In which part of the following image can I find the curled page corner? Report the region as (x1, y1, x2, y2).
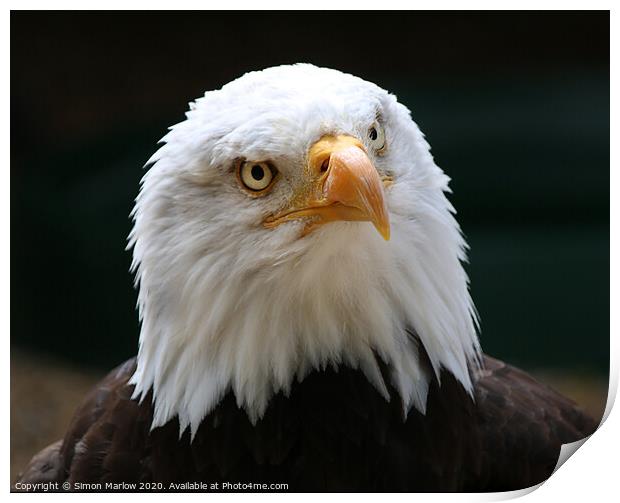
(552, 368, 615, 475)
(476, 481, 543, 501)
(484, 435, 593, 501)
(553, 436, 591, 474)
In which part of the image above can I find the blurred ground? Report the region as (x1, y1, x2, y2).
(10, 350, 608, 483)
(10, 351, 102, 483)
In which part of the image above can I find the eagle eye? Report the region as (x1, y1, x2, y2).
(238, 161, 277, 194)
(368, 121, 386, 152)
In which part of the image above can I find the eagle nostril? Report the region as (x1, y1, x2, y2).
(320, 157, 330, 173)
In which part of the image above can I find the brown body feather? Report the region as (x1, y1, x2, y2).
(15, 354, 596, 492)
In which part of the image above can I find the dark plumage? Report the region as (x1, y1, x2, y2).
(16, 354, 595, 492)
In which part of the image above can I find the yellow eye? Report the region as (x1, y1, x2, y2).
(238, 161, 276, 194)
(368, 122, 386, 152)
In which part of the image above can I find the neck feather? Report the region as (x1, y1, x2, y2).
(129, 188, 480, 437)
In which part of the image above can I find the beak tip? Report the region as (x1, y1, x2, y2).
(374, 223, 391, 241)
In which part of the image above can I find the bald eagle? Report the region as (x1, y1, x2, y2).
(17, 64, 595, 492)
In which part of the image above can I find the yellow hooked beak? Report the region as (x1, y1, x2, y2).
(264, 135, 391, 240)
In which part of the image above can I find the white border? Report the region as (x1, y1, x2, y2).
(5, 4, 614, 501)
(2, 1, 616, 10)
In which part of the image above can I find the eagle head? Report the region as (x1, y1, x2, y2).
(129, 64, 480, 436)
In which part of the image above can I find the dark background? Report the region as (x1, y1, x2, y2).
(11, 12, 609, 377)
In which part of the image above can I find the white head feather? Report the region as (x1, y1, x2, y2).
(128, 64, 481, 437)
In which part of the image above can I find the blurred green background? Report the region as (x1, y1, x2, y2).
(11, 13, 608, 378)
